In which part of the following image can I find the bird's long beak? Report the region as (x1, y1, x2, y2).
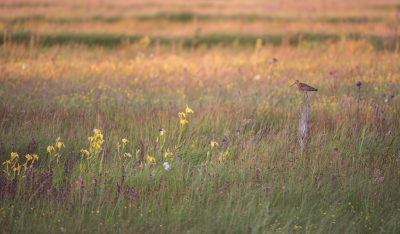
(290, 83, 296, 87)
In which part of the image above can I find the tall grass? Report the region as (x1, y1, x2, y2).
(0, 40, 399, 233)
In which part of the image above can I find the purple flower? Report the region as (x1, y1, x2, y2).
(356, 81, 363, 87)
(359, 98, 362, 101)
(333, 147, 338, 151)
(383, 93, 386, 97)
(223, 137, 227, 142)
(202, 163, 207, 167)
(214, 138, 218, 141)
(75, 181, 80, 184)
(213, 130, 216, 134)
(200, 135, 203, 139)
(177, 154, 181, 158)
(382, 118, 386, 121)
(11, 143, 15, 147)
(256, 184, 260, 187)
(382, 110, 384, 113)
(235, 129, 240, 133)
(158, 128, 163, 132)
(329, 71, 333, 75)
(78, 176, 82, 181)
(208, 141, 211, 145)
(272, 58, 278, 63)
(251, 114, 254, 118)
(190, 172, 194, 175)
(33, 206, 36, 210)
(81, 184, 85, 189)
(105, 171, 109, 175)
(220, 191, 223, 194)
(115, 147, 118, 153)
(391, 94, 394, 98)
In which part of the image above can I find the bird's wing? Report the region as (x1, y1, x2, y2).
(299, 83, 317, 91)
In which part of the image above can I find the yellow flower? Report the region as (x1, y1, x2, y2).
(122, 139, 129, 144)
(210, 141, 219, 148)
(164, 152, 169, 158)
(88, 137, 94, 142)
(186, 103, 194, 114)
(80, 149, 89, 155)
(93, 129, 101, 134)
(57, 142, 65, 149)
(47, 146, 55, 154)
(32, 154, 39, 161)
(146, 155, 155, 162)
(13, 163, 20, 171)
(3, 160, 11, 165)
(25, 154, 32, 161)
(178, 112, 186, 118)
(180, 119, 188, 125)
(11, 152, 19, 159)
(124, 153, 132, 158)
(159, 129, 166, 136)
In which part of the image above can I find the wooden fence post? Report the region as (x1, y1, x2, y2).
(299, 104, 310, 152)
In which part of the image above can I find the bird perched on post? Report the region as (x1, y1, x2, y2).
(290, 80, 318, 104)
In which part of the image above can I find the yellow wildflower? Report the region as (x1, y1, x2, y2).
(178, 112, 186, 118)
(80, 149, 89, 155)
(57, 142, 65, 149)
(122, 139, 129, 144)
(11, 152, 19, 159)
(124, 153, 132, 158)
(3, 160, 11, 165)
(47, 146, 55, 154)
(186, 103, 194, 114)
(180, 119, 188, 125)
(210, 141, 219, 148)
(25, 154, 32, 161)
(32, 154, 39, 161)
(147, 155, 155, 162)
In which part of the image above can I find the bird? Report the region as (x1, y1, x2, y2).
(290, 80, 318, 104)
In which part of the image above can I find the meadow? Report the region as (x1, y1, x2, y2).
(1, 0, 400, 233)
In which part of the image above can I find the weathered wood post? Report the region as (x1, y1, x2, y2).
(299, 104, 310, 152)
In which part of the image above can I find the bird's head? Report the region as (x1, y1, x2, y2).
(290, 80, 300, 87)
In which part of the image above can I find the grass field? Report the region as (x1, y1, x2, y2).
(1, 1, 400, 233)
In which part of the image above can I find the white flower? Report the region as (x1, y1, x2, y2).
(60, 227, 66, 233)
(22, 63, 26, 70)
(254, 75, 260, 80)
(163, 162, 170, 170)
(385, 99, 388, 103)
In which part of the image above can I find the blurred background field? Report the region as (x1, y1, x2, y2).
(1, 0, 400, 233)
(1, 0, 400, 49)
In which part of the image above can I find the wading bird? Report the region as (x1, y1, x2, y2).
(290, 80, 318, 104)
